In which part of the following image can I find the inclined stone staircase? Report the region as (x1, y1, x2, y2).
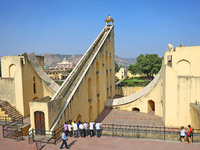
(0, 100, 23, 121)
(53, 29, 109, 100)
(50, 26, 112, 131)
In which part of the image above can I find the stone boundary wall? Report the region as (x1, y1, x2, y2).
(0, 78, 15, 105)
(102, 128, 200, 142)
(115, 86, 143, 97)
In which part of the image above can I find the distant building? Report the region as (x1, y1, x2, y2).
(45, 58, 74, 80)
(56, 58, 73, 70)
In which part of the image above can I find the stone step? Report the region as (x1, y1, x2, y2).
(0, 100, 23, 120)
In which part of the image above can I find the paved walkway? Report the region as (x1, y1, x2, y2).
(0, 109, 199, 150)
(0, 132, 200, 150)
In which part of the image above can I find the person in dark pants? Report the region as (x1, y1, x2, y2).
(95, 122, 102, 138)
(89, 120, 95, 137)
(60, 130, 69, 150)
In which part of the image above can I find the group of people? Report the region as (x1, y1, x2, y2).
(180, 125, 193, 144)
(60, 120, 102, 149)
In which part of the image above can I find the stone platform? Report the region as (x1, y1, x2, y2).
(96, 108, 164, 127)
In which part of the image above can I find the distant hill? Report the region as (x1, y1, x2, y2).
(115, 55, 136, 66)
(41, 53, 136, 67)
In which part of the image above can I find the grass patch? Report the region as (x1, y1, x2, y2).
(118, 77, 151, 87)
(56, 81, 64, 86)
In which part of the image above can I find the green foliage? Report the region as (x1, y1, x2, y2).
(115, 78, 119, 83)
(118, 77, 150, 87)
(115, 61, 120, 73)
(128, 54, 162, 78)
(56, 81, 64, 86)
(67, 68, 73, 73)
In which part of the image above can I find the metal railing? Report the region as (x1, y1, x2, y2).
(28, 125, 64, 145)
(0, 116, 23, 125)
(2, 123, 23, 141)
(1, 115, 24, 141)
(101, 124, 200, 143)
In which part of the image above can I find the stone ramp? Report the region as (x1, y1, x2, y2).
(27, 52, 60, 93)
(106, 67, 163, 106)
(96, 108, 164, 127)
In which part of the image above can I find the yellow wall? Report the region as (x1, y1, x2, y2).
(0, 54, 57, 117)
(108, 45, 200, 128)
(30, 25, 115, 131)
(115, 86, 143, 96)
(0, 78, 15, 105)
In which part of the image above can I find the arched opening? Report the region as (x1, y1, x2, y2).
(9, 64, 17, 78)
(97, 99, 100, 115)
(110, 72, 112, 97)
(34, 111, 45, 135)
(96, 76, 100, 93)
(76, 114, 82, 122)
(106, 55, 108, 68)
(177, 60, 191, 76)
(96, 61, 99, 72)
(132, 107, 140, 112)
(33, 76, 36, 94)
(88, 78, 92, 100)
(102, 54, 104, 65)
(33, 83, 36, 93)
(89, 106, 93, 121)
(106, 74, 109, 98)
(148, 100, 155, 113)
(109, 55, 111, 67)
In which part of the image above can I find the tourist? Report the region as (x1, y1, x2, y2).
(60, 130, 69, 150)
(180, 126, 185, 143)
(187, 125, 193, 144)
(77, 120, 82, 137)
(67, 121, 73, 137)
(64, 122, 68, 136)
(95, 122, 102, 138)
(79, 122, 84, 137)
(72, 121, 78, 138)
(83, 121, 88, 137)
(89, 120, 95, 137)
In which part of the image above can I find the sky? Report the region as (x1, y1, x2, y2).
(0, 0, 200, 58)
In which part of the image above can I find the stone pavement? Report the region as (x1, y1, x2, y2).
(96, 108, 164, 127)
(0, 131, 200, 150)
(0, 109, 199, 150)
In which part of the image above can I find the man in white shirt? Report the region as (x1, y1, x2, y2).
(72, 121, 78, 138)
(79, 123, 84, 137)
(95, 122, 102, 138)
(67, 122, 73, 137)
(83, 121, 88, 137)
(89, 120, 95, 137)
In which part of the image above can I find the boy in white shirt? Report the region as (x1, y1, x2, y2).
(95, 122, 102, 138)
(79, 123, 84, 137)
(89, 120, 95, 137)
(83, 121, 88, 137)
(72, 121, 78, 138)
(67, 122, 73, 137)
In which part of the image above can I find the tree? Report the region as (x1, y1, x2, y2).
(128, 54, 162, 78)
(115, 61, 120, 73)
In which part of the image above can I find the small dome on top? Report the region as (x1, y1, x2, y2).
(106, 15, 113, 21)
